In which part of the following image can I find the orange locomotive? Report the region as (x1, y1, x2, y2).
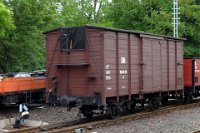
(0, 75, 46, 105)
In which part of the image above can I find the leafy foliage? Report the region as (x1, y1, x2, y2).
(60, 0, 111, 26)
(110, 0, 200, 57)
(0, 2, 15, 72)
(179, 0, 200, 57)
(0, 2, 15, 37)
(0, 0, 60, 73)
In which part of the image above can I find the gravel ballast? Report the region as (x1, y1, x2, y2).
(0, 106, 79, 124)
(1, 105, 200, 132)
(92, 107, 200, 133)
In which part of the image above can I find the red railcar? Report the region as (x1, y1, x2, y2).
(184, 58, 200, 98)
(45, 25, 185, 117)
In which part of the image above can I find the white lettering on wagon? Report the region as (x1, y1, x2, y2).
(106, 75, 111, 80)
(121, 57, 126, 64)
(121, 86, 126, 89)
(107, 87, 112, 90)
(119, 70, 127, 75)
(105, 64, 111, 80)
(106, 70, 111, 75)
(105, 65, 110, 69)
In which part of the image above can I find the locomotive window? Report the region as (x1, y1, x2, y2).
(60, 27, 85, 50)
(195, 77, 198, 83)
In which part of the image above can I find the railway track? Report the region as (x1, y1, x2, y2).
(193, 131, 200, 133)
(4, 101, 200, 133)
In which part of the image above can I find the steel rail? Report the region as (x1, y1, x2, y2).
(4, 101, 200, 133)
(45, 102, 200, 133)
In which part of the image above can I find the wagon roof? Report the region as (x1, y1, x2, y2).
(44, 25, 186, 41)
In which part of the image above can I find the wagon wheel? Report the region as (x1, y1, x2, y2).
(161, 96, 168, 106)
(129, 102, 136, 113)
(148, 98, 160, 111)
(82, 108, 94, 118)
(148, 99, 154, 111)
(107, 105, 117, 119)
(126, 101, 136, 113)
(185, 94, 193, 104)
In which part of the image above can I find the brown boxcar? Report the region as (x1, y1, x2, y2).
(45, 25, 185, 117)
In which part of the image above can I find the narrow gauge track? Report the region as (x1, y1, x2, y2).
(0, 104, 46, 120)
(193, 131, 200, 133)
(0, 105, 24, 120)
(5, 101, 200, 133)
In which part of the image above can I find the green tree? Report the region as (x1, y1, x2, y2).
(110, 0, 200, 57)
(0, 0, 60, 72)
(179, 0, 200, 57)
(0, 2, 15, 73)
(111, 0, 172, 34)
(0, 2, 15, 38)
(60, 0, 111, 26)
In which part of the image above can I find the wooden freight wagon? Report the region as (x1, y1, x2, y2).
(45, 25, 185, 117)
(0, 77, 46, 105)
(184, 58, 200, 99)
